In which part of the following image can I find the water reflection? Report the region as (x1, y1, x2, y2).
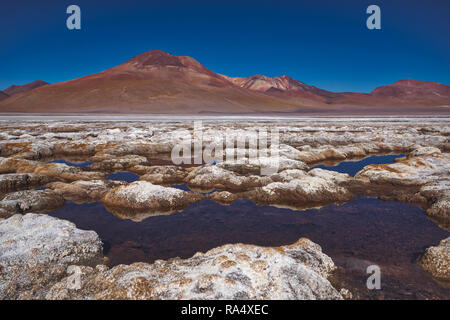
(49, 197, 450, 299)
(312, 154, 406, 176)
(46, 159, 93, 168)
(106, 171, 140, 182)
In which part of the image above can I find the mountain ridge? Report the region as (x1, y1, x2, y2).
(0, 50, 449, 114)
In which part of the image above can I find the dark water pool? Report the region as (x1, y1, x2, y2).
(172, 183, 218, 194)
(49, 197, 450, 299)
(106, 171, 140, 182)
(46, 159, 93, 168)
(312, 154, 406, 176)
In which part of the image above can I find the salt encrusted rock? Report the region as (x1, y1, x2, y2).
(355, 150, 449, 186)
(102, 181, 204, 214)
(32, 163, 106, 182)
(409, 147, 442, 158)
(419, 237, 450, 282)
(0, 142, 33, 158)
(45, 238, 342, 300)
(270, 169, 309, 182)
(296, 147, 347, 163)
(0, 173, 52, 193)
(0, 190, 64, 217)
(0, 141, 54, 160)
(217, 156, 308, 175)
(0, 157, 39, 174)
(308, 168, 351, 184)
(185, 165, 272, 192)
(427, 199, 450, 221)
(0, 213, 103, 299)
(53, 142, 97, 156)
(88, 154, 148, 171)
(278, 144, 306, 161)
(207, 191, 239, 205)
(245, 170, 353, 207)
(138, 165, 187, 185)
(46, 180, 126, 203)
(418, 180, 450, 224)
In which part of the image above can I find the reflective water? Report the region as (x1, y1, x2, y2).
(45, 159, 93, 168)
(106, 171, 140, 182)
(49, 197, 450, 299)
(312, 154, 406, 176)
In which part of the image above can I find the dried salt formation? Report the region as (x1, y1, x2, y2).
(46, 238, 342, 300)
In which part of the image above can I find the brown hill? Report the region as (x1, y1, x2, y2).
(0, 91, 9, 101)
(0, 51, 449, 114)
(227, 75, 450, 107)
(0, 51, 306, 114)
(4, 80, 49, 96)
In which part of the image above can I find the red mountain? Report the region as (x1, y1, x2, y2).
(227, 75, 450, 107)
(0, 50, 449, 114)
(0, 91, 9, 101)
(4, 80, 49, 96)
(223, 74, 339, 103)
(0, 51, 304, 113)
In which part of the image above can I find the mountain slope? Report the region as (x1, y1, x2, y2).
(0, 91, 9, 101)
(0, 51, 307, 113)
(227, 75, 450, 107)
(0, 50, 449, 114)
(4, 80, 49, 96)
(223, 74, 340, 103)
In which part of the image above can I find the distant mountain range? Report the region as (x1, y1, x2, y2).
(3, 80, 49, 96)
(0, 50, 449, 115)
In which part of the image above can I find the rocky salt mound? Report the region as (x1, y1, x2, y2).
(0, 189, 65, 218)
(355, 147, 450, 223)
(0, 173, 52, 193)
(0, 214, 103, 299)
(102, 181, 204, 220)
(245, 168, 353, 208)
(138, 165, 188, 184)
(46, 179, 126, 204)
(46, 238, 342, 300)
(419, 237, 450, 283)
(185, 165, 273, 192)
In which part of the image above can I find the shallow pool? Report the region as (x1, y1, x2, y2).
(49, 197, 450, 299)
(312, 154, 406, 176)
(46, 159, 93, 168)
(106, 171, 140, 182)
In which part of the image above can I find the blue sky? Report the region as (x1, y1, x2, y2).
(0, 0, 449, 92)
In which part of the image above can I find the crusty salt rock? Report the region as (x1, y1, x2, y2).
(139, 165, 187, 185)
(217, 156, 308, 175)
(419, 237, 450, 282)
(33, 163, 106, 182)
(409, 147, 442, 158)
(0, 213, 103, 299)
(46, 179, 126, 203)
(46, 238, 342, 300)
(89, 154, 148, 171)
(0, 173, 52, 193)
(245, 171, 353, 207)
(207, 191, 239, 205)
(355, 151, 449, 186)
(102, 181, 204, 213)
(0, 189, 65, 216)
(185, 165, 272, 192)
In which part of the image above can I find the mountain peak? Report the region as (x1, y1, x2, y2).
(4, 80, 49, 96)
(127, 50, 185, 67)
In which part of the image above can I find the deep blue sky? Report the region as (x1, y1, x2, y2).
(1, 0, 449, 92)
